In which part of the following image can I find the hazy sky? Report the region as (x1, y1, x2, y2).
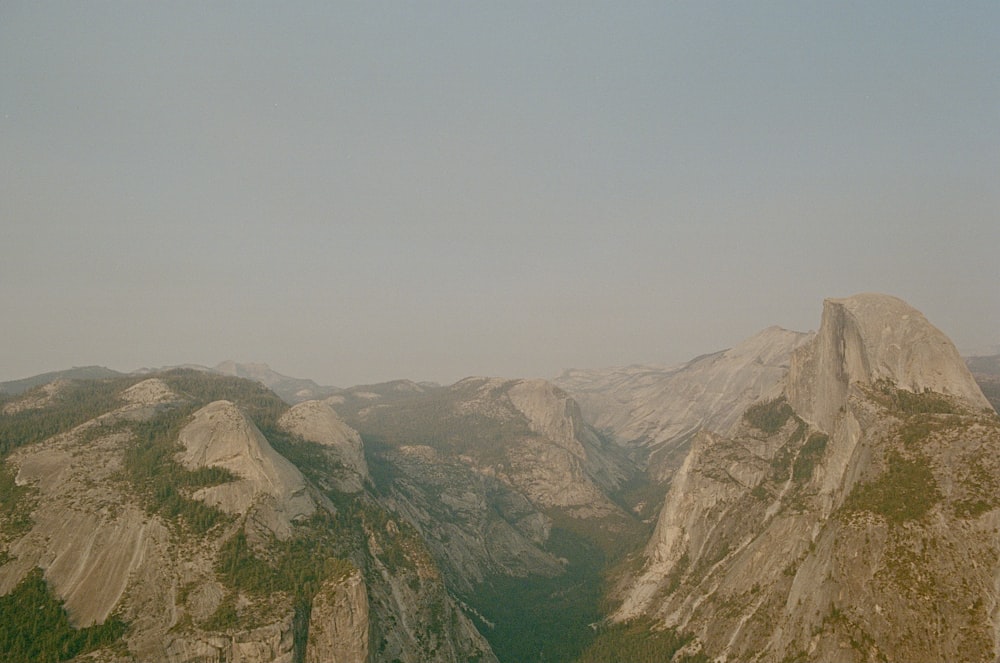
(2, 2, 998, 387)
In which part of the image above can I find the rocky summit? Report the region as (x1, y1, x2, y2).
(0, 293, 998, 663)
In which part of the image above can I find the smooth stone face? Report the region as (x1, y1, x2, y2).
(555, 325, 814, 480)
(177, 400, 316, 537)
(278, 400, 368, 492)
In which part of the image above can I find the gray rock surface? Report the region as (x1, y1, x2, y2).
(0, 428, 159, 627)
(788, 293, 991, 433)
(177, 400, 316, 538)
(306, 570, 370, 663)
(0, 376, 499, 662)
(556, 326, 812, 479)
(612, 293, 1000, 662)
(278, 400, 369, 492)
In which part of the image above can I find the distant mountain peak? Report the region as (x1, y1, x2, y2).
(211, 360, 339, 404)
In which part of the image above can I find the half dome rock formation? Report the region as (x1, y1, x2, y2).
(177, 400, 315, 537)
(611, 293, 1000, 662)
(3, 293, 997, 663)
(788, 293, 991, 433)
(278, 400, 369, 492)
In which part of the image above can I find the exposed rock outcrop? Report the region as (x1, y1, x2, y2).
(788, 294, 991, 432)
(0, 373, 505, 662)
(507, 379, 630, 500)
(556, 326, 812, 480)
(177, 400, 316, 538)
(335, 376, 634, 522)
(164, 614, 297, 663)
(2, 379, 70, 415)
(373, 443, 563, 593)
(452, 377, 632, 518)
(306, 570, 370, 663)
(1, 430, 162, 627)
(7, 294, 993, 663)
(121, 377, 180, 407)
(278, 400, 369, 493)
(332, 376, 639, 659)
(612, 294, 1000, 662)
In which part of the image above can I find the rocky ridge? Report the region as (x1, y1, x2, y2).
(1, 293, 996, 663)
(609, 294, 1000, 662)
(278, 400, 369, 493)
(333, 376, 634, 522)
(0, 372, 496, 663)
(213, 361, 340, 404)
(328, 376, 643, 660)
(555, 326, 812, 480)
(177, 400, 317, 539)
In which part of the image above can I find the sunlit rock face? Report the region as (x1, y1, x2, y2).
(278, 399, 369, 493)
(177, 400, 316, 538)
(612, 294, 1000, 663)
(787, 293, 991, 433)
(556, 325, 813, 480)
(305, 570, 369, 663)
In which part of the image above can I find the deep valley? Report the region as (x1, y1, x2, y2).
(1, 293, 998, 663)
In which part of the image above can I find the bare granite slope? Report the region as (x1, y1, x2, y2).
(177, 400, 316, 538)
(278, 399, 369, 493)
(556, 326, 812, 479)
(788, 293, 991, 433)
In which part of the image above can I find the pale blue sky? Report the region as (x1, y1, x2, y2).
(2, 2, 998, 386)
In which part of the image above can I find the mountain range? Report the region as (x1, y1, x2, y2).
(0, 293, 997, 662)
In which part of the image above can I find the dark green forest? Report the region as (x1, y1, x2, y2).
(0, 568, 127, 663)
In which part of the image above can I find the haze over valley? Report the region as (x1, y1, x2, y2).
(2, 3, 999, 662)
(2, 294, 1000, 662)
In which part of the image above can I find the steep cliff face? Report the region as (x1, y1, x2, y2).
(556, 326, 812, 480)
(371, 443, 563, 594)
(503, 378, 632, 517)
(335, 376, 634, 523)
(5, 294, 993, 663)
(612, 294, 1000, 662)
(332, 376, 642, 661)
(306, 570, 370, 663)
(788, 294, 991, 433)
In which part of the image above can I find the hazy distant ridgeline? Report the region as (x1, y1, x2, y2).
(1, 294, 998, 663)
